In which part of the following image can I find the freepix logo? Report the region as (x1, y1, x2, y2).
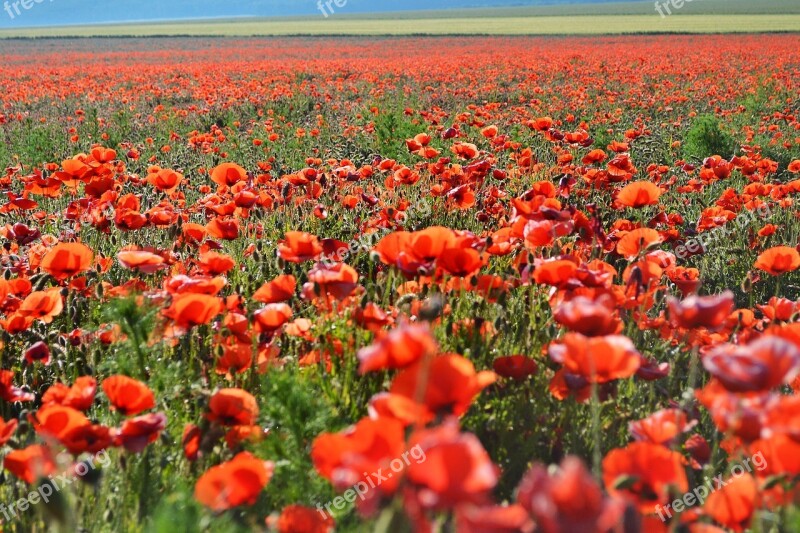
(4, 0, 55, 20)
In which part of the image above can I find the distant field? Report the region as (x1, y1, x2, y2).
(1, 14, 800, 38)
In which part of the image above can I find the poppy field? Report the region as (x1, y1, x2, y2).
(0, 34, 800, 532)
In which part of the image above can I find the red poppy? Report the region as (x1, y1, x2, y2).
(40, 242, 93, 280)
(16, 288, 64, 324)
(553, 295, 621, 336)
(0, 417, 18, 446)
(102, 375, 156, 416)
(667, 291, 734, 330)
(117, 249, 166, 274)
(163, 293, 223, 328)
(195, 452, 274, 511)
(492, 355, 538, 381)
(0, 370, 35, 402)
(517, 456, 623, 532)
(629, 409, 696, 445)
(754, 246, 800, 276)
(406, 420, 498, 510)
(455, 504, 535, 533)
(253, 303, 293, 333)
(210, 162, 247, 187)
(42, 376, 96, 411)
(357, 323, 438, 374)
(702, 336, 800, 392)
(616, 228, 661, 259)
(207, 388, 259, 426)
(23, 341, 51, 366)
(549, 333, 642, 383)
(4, 444, 57, 483)
(252, 275, 296, 304)
(617, 181, 662, 208)
(602, 442, 688, 512)
(113, 412, 167, 452)
(390, 353, 496, 417)
(277, 231, 323, 263)
(273, 504, 335, 533)
(703, 474, 760, 532)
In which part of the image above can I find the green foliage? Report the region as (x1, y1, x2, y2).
(682, 114, 738, 161)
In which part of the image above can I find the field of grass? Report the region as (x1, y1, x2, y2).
(1, 14, 800, 37)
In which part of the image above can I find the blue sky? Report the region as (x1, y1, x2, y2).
(0, 0, 637, 28)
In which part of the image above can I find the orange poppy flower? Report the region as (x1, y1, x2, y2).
(4, 444, 56, 483)
(253, 303, 293, 333)
(205, 217, 240, 240)
(102, 375, 156, 416)
(629, 409, 696, 445)
(406, 420, 498, 509)
(616, 228, 661, 259)
(197, 251, 236, 276)
(117, 250, 166, 274)
(17, 288, 64, 324)
(210, 162, 248, 187)
(0, 417, 18, 446)
(390, 353, 496, 417)
(492, 355, 537, 381)
(163, 293, 223, 328)
(146, 167, 183, 192)
(305, 263, 359, 301)
(703, 474, 760, 532)
(0, 370, 35, 402)
(617, 181, 662, 208)
(252, 275, 296, 304)
(113, 412, 167, 453)
(273, 504, 335, 533)
(277, 231, 323, 263)
(207, 388, 259, 426)
(32, 405, 90, 442)
(533, 259, 578, 287)
(40, 242, 93, 280)
(517, 456, 623, 532)
(549, 333, 642, 384)
(42, 376, 97, 411)
(311, 416, 406, 494)
(754, 246, 800, 276)
(195, 452, 274, 511)
(367, 392, 433, 427)
(553, 295, 621, 337)
(357, 323, 438, 374)
(602, 442, 688, 512)
(702, 336, 800, 392)
(667, 291, 734, 330)
(438, 246, 485, 278)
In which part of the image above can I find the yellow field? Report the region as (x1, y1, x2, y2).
(1, 14, 800, 38)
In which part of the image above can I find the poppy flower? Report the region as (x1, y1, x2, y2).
(617, 181, 662, 208)
(42, 376, 97, 411)
(102, 375, 156, 416)
(357, 323, 438, 374)
(0, 370, 35, 402)
(553, 295, 621, 337)
(702, 336, 800, 392)
(272, 504, 335, 533)
(438, 246, 485, 278)
(533, 259, 578, 287)
(390, 353, 496, 417)
(517, 456, 623, 532)
(113, 412, 167, 452)
(32, 405, 90, 443)
(616, 228, 661, 259)
(602, 442, 688, 512)
(629, 409, 696, 445)
(667, 291, 734, 330)
(311, 416, 406, 494)
(455, 504, 535, 533)
(24, 341, 51, 365)
(492, 355, 538, 381)
(754, 246, 800, 276)
(253, 303, 293, 333)
(195, 452, 274, 511)
(40, 242, 93, 280)
(117, 250, 166, 274)
(252, 275, 296, 304)
(207, 388, 259, 426)
(210, 162, 247, 187)
(0, 417, 18, 446)
(197, 251, 235, 276)
(277, 231, 323, 263)
(146, 167, 183, 192)
(163, 293, 223, 328)
(305, 262, 359, 301)
(406, 420, 498, 509)
(549, 333, 642, 384)
(4, 444, 57, 483)
(182, 424, 201, 462)
(703, 474, 760, 532)
(367, 392, 433, 427)
(17, 288, 64, 324)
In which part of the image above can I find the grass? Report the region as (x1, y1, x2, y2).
(1, 14, 800, 38)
